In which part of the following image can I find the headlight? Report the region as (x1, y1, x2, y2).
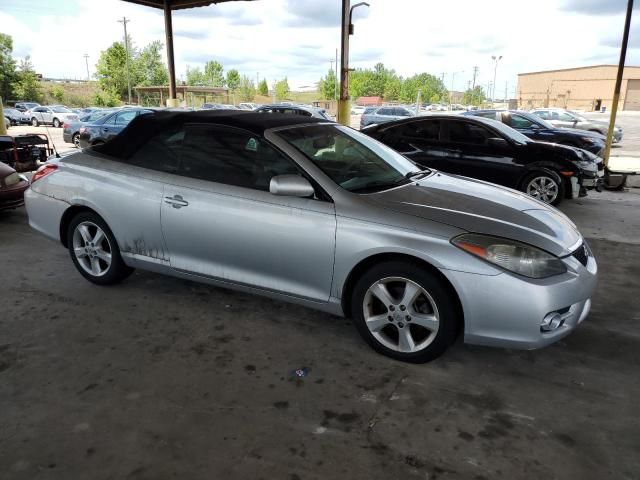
(451, 234, 567, 278)
(575, 160, 596, 171)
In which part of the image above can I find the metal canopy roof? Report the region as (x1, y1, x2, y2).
(122, 0, 252, 10)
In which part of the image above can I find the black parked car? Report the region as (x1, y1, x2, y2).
(78, 108, 154, 148)
(362, 115, 602, 205)
(463, 109, 605, 157)
(3, 108, 30, 126)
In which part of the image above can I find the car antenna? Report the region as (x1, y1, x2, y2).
(40, 115, 61, 158)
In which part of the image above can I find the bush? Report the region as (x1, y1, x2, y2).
(93, 89, 121, 107)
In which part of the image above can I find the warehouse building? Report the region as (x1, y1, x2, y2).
(517, 65, 640, 111)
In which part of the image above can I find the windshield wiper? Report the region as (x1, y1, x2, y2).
(405, 169, 431, 179)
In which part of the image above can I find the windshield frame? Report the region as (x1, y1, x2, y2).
(50, 106, 72, 113)
(273, 123, 421, 194)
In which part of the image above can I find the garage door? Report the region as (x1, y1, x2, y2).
(624, 79, 640, 110)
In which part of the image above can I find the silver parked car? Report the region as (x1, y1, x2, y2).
(530, 108, 623, 143)
(24, 111, 597, 363)
(360, 106, 415, 128)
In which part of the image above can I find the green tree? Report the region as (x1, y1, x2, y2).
(95, 40, 141, 99)
(238, 75, 256, 102)
(203, 60, 225, 87)
(462, 86, 486, 106)
(226, 69, 240, 92)
(318, 68, 337, 100)
(257, 78, 269, 96)
(93, 88, 120, 107)
(0, 33, 16, 102)
(274, 78, 289, 101)
(186, 66, 205, 86)
(136, 40, 168, 86)
(399, 72, 448, 104)
(11, 56, 42, 102)
(49, 84, 64, 103)
(383, 75, 402, 101)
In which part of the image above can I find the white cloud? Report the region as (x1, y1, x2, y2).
(2, 0, 639, 95)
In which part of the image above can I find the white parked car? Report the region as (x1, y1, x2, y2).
(29, 106, 80, 128)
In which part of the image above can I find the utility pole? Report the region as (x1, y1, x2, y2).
(504, 81, 508, 106)
(118, 17, 132, 104)
(83, 54, 90, 81)
(472, 66, 479, 89)
(450, 70, 464, 108)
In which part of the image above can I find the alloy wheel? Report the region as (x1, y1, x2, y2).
(526, 176, 559, 204)
(362, 276, 440, 353)
(72, 221, 112, 277)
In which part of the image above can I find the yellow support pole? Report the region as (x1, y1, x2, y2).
(0, 97, 7, 135)
(603, 0, 633, 168)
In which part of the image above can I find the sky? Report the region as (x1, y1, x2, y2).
(1, 0, 639, 96)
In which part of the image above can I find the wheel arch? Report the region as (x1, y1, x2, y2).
(59, 205, 102, 248)
(517, 165, 573, 198)
(340, 252, 464, 335)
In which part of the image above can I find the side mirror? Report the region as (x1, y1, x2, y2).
(487, 137, 509, 149)
(269, 175, 315, 198)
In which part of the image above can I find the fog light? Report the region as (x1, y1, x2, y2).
(540, 312, 564, 332)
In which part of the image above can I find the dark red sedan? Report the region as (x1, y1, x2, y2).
(0, 162, 29, 210)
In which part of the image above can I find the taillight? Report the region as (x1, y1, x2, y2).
(63, 123, 69, 129)
(31, 163, 58, 183)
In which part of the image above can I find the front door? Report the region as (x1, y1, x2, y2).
(159, 124, 337, 302)
(437, 119, 520, 187)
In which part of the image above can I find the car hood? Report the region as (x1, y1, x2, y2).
(364, 173, 581, 257)
(522, 140, 582, 162)
(555, 127, 605, 140)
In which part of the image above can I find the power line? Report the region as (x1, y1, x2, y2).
(118, 17, 132, 104)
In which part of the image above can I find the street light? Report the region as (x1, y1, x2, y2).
(338, 0, 370, 125)
(491, 55, 502, 105)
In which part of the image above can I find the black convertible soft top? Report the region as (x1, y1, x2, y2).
(95, 110, 329, 159)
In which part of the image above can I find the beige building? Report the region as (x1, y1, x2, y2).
(517, 65, 640, 111)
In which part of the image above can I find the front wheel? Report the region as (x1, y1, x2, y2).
(72, 133, 80, 148)
(53, 118, 61, 128)
(521, 170, 564, 205)
(31, 117, 39, 127)
(351, 261, 460, 363)
(67, 212, 134, 285)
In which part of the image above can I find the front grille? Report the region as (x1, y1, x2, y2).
(572, 242, 589, 267)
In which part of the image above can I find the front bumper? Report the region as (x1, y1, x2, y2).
(442, 244, 597, 350)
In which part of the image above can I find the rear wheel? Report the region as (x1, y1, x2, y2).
(67, 212, 134, 285)
(522, 170, 564, 205)
(53, 118, 61, 128)
(31, 117, 39, 127)
(351, 261, 460, 363)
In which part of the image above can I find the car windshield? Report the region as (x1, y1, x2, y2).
(277, 124, 419, 193)
(51, 106, 72, 113)
(568, 110, 587, 121)
(479, 118, 531, 145)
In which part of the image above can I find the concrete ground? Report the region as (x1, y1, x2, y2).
(1, 184, 639, 480)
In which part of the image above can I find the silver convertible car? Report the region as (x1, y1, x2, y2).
(25, 111, 597, 363)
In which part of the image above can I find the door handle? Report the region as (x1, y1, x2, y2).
(164, 195, 189, 209)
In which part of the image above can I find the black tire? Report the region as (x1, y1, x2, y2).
(520, 170, 565, 206)
(53, 118, 60, 128)
(72, 133, 80, 148)
(350, 261, 460, 363)
(31, 117, 39, 127)
(67, 211, 134, 285)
